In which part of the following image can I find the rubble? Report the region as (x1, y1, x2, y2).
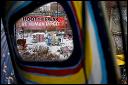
(16, 31, 73, 61)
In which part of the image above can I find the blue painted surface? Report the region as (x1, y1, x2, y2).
(87, 1, 107, 83)
(1, 19, 16, 84)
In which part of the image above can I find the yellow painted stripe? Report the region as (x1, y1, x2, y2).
(85, 28, 93, 80)
(72, 1, 82, 29)
(116, 54, 125, 65)
(116, 54, 124, 60)
(85, 10, 92, 80)
(17, 67, 85, 84)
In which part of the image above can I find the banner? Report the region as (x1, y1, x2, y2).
(16, 16, 67, 30)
